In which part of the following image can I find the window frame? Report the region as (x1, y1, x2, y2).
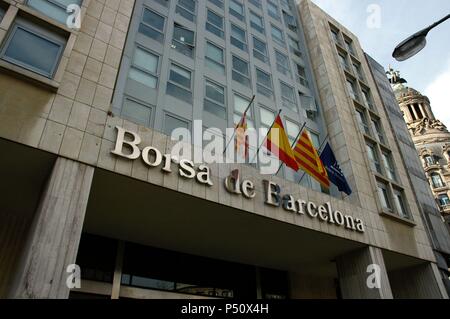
(256, 67, 274, 99)
(26, 0, 83, 25)
(229, 0, 245, 21)
(275, 50, 290, 77)
(231, 55, 251, 88)
(0, 20, 66, 79)
(280, 81, 297, 112)
(166, 63, 193, 103)
(267, 0, 281, 21)
(230, 23, 247, 52)
(270, 24, 285, 47)
(128, 45, 160, 89)
(139, 7, 166, 43)
(250, 10, 265, 34)
(204, 78, 227, 119)
(206, 9, 225, 39)
(252, 36, 268, 63)
(205, 41, 225, 75)
(172, 23, 195, 58)
(175, 0, 197, 22)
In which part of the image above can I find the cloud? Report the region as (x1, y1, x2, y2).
(424, 58, 450, 127)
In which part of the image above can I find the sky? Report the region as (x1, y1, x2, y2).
(310, 0, 450, 126)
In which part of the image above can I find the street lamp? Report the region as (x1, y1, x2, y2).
(393, 14, 450, 62)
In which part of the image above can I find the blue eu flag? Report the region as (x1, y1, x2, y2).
(320, 143, 352, 195)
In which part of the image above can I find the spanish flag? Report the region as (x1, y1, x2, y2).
(293, 130, 330, 189)
(235, 112, 249, 158)
(264, 115, 299, 172)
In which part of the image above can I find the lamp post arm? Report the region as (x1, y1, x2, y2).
(423, 14, 450, 35)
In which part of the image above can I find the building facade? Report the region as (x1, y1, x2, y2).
(367, 57, 450, 295)
(0, 0, 448, 299)
(389, 69, 450, 227)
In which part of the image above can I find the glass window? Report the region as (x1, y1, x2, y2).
(280, 82, 297, 112)
(128, 47, 159, 88)
(288, 36, 302, 58)
(296, 64, 309, 88)
(27, 0, 82, 25)
(1, 22, 65, 78)
(230, 24, 247, 52)
(204, 80, 226, 119)
(356, 109, 370, 135)
(366, 143, 381, 174)
(362, 88, 374, 110)
(424, 155, 435, 166)
(283, 11, 297, 31)
(139, 8, 165, 43)
(260, 107, 275, 128)
(285, 119, 300, 145)
(229, 0, 245, 21)
(165, 114, 189, 136)
(155, 0, 170, 6)
(275, 50, 290, 77)
(353, 62, 364, 81)
(122, 98, 153, 127)
(233, 95, 254, 128)
(249, 0, 262, 9)
(208, 0, 224, 9)
(205, 42, 225, 75)
(439, 194, 450, 207)
(166, 64, 193, 103)
(280, 0, 291, 10)
(232, 56, 251, 88)
(271, 25, 284, 46)
(206, 10, 224, 38)
(371, 118, 385, 144)
(345, 38, 356, 55)
(267, 1, 280, 20)
(377, 182, 392, 211)
(382, 152, 396, 181)
(253, 36, 268, 63)
(330, 27, 341, 44)
(346, 79, 359, 101)
(393, 189, 409, 219)
(250, 11, 265, 34)
(338, 53, 350, 71)
(256, 68, 273, 99)
(176, 0, 197, 22)
(431, 173, 445, 189)
(172, 23, 195, 58)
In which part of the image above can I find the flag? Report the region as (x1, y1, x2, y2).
(235, 112, 249, 158)
(320, 143, 352, 195)
(293, 130, 330, 189)
(264, 115, 299, 172)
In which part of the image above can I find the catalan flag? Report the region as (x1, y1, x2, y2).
(293, 130, 330, 189)
(235, 112, 249, 158)
(264, 115, 299, 172)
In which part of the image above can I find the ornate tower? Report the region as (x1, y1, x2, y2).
(388, 67, 450, 224)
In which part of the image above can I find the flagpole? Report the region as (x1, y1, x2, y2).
(274, 121, 307, 176)
(250, 109, 283, 164)
(298, 134, 330, 185)
(223, 95, 256, 155)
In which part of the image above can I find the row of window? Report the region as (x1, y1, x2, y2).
(145, 4, 301, 63)
(121, 81, 318, 146)
(330, 23, 412, 220)
(128, 42, 310, 113)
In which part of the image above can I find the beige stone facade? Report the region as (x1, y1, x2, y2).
(389, 68, 450, 225)
(0, 0, 448, 299)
